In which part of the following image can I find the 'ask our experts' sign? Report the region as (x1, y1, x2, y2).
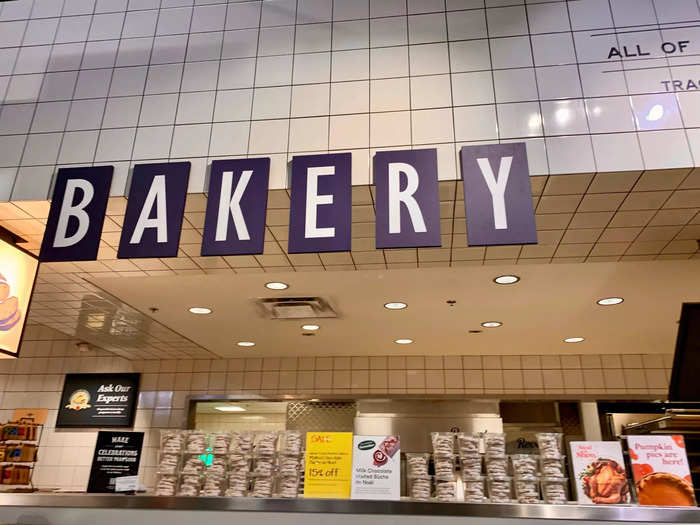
(39, 144, 537, 262)
(56, 373, 140, 428)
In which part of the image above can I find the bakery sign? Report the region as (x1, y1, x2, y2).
(38, 143, 537, 262)
(56, 373, 140, 428)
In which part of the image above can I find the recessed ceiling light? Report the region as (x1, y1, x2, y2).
(188, 307, 212, 315)
(564, 337, 584, 343)
(302, 324, 320, 331)
(214, 406, 246, 412)
(494, 275, 520, 285)
(394, 338, 414, 344)
(237, 341, 255, 347)
(265, 282, 288, 290)
(309, 398, 320, 402)
(597, 297, 624, 306)
(481, 321, 502, 328)
(384, 302, 407, 310)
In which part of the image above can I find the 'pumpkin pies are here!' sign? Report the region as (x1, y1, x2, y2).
(628, 435, 696, 506)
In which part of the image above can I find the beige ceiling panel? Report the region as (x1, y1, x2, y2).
(131, 258, 171, 271)
(483, 258, 518, 265)
(269, 225, 289, 240)
(632, 169, 691, 191)
(519, 244, 557, 258)
(621, 255, 655, 261)
(609, 210, 655, 228)
(648, 208, 698, 226)
(419, 261, 450, 268)
(598, 227, 641, 243)
(626, 240, 668, 255)
(223, 255, 261, 268)
(662, 239, 698, 254)
(438, 180, 457, 201)
(542, 174, 594, 195)
(485, 245, 521, 259)
(326, 264, 356, 271)
(183, 212, 205, 229)
(551, 257, 586, 263)
(587, 255, 620, 262)
(636, 226, 682, 242)
(451, 247, 485, 260)
(439, 201, 455, 218)
(453, 218, 466, 233)
(554, 243, 592, 257)
(163, 257, 200, 270)
(577, 193, 625, 212)
(384, 249, 417, 263)
(320, 252, 354, 265)
(561, 228, 602, 244)
(356, 263, 386, 270)
(185, 194, 208, 212)
(0, 203, 31, 220)
(537, 195, 583, 214)
(180, 229, 203, 243)
(620, 190, 672, 210)
(179, 244, 200, 257)
(663, 189, 700, 208)
(105, 197, 127, 215)
(193, 256, 229, 269)
(517, 258, 551, 265)
(266, 208, 290, 226)
(352, 222, 374, 237)
(417, 248, 451, 262)
(263, 241, 283, 254)
(530, 176, 547, 196)
(536, 229, 564, 244)
(268, 189, 291, 209)
(569, 211, 614, 229)
(352, 205, 375, 222)
(351, 251, 385, 264)
(284, 253, 321, 266)
(535, 213, 572, 230)
(676, 224, 700, 239)
(679, 169, 700, 189)
(587, 171, 640, 193)
(656, 254, 693, 260)
(351, 237, 375, 251)
(386, 262, 418, 269)
(13, 200, 50, 218)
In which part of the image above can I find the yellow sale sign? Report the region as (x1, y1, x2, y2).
(303, 432, 354, 499)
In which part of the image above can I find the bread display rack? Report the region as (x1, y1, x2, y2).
(0, 419, 42, 493)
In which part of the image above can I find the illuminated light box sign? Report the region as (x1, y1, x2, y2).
(0, 239, 38, 358)
(56, 373, 140, 428)
(39, 144, 537, 262)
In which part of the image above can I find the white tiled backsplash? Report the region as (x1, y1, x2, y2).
(0, 324, 673, 491)
(2, 0, 700, 201)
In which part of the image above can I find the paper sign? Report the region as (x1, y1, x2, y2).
(569, 441, 630, 504)
(304, 432, 354, 499)
(87, 431, 144, 493)
(627, 435, 696, 506)
(351, 435, 400, 500)
(115, 475, 139, 492)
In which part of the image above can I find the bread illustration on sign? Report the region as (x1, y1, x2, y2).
(0, 273, 22, 332)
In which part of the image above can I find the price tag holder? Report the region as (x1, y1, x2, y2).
(115, 475, 139, 493)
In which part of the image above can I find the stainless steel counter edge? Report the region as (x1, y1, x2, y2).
(0, 494, 699, 522)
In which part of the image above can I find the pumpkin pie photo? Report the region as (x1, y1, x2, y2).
(636, 472, 696, 506)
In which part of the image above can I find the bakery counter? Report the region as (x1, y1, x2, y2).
(0, 494, 698, 525)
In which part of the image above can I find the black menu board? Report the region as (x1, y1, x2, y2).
(56, 373, 140, 428)
(87, 431, 144, 493)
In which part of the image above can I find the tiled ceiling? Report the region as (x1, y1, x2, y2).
(1, 168, 698, 360)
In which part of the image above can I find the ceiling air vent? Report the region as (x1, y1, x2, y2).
(256, 297, 337, 320)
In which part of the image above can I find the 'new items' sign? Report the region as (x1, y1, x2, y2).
(39, 144, 537, 262)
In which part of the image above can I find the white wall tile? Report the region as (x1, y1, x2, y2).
(261, 0, 296, 27)
(541, 99, 589, 136)
(329, 114, 369, 149)
(408, 13, 447, 45)
(486, 5, 527, 37)
(24, 18, 60, 46)
(23, 133, 63, 166)
(411, 74, 451, 109)
(249, 119, 289, 153)
(370, 111, 410, 147)
(118, 37, 154, 66)
(182, 61, 219, 91)
(252, 86, 291, 119)
(638, 129, 693, 169)
(226, 2, 262, 30)
(331, 49, 369, 81)
(585, 96, 635, 133)
(11, 165, 54, 200)
(333, 20, 369, 50)
(370, 0, 405, 17)
(536, 65, 583, 100)
(132, 125, 174, 159)
(412, 108, 454, 144)
(371, 78, 409, 112)
(333, 0, 369, 21)
(214, 89, 253, 122)
(256, 54, 294, 86)
(289, 116, 328, 151)
(497, 102, 542, 139)
(410, 43, 449, 75)
(123, 10, 158, 38)
(331, 80, 369, 113)
(493, 68, 538, 102)
(177, 91, 216, 123)
(223, 29, 259, 59)
(171, 123, 210, 157)
(31, 101, 71, 132)
(191, 4, 226, 33)
(95, 127, 137, 161)
(450, 40, 490, 72)
(370, 46, 408, 78)
(546, 135, 596, 174)
(298, 0, 332, 24)
(447, 9, 486, 40)
(592, 133, 644, 172)
(187, 32, 224, 61)
(454, 105, 498, 141)
(370, 17, 406, 47)
(82, 40, 119, 69)
(209, 121, 249, 156)
(259, 26, 295, 55)
(295, 23, 331, 53)
(527, 2, 570, 33)
(452, 71, 493, 106)
(408, 0, 444, 15)
(291, 83, 330, 117)
(66, 98, 106, 131)
(490, 36, 532, 69)
(219, 58, 256, 89)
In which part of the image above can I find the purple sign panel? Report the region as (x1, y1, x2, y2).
(374, 148, 441, 249)
(40, 166, 113, 262)
(288, 153, 351, 253)
(117, 162, 190, 259)
(460, 143, 537, 246)
(201, 158, 270, 256)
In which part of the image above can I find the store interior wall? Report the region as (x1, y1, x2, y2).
(0, 324, 673, 492)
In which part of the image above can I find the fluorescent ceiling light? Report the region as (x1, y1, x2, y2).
(394, 338, 414, 344)
(564, 337, 584, 343)
(237, 341, 255, 347)
(302, 324, 320, 331)
(384, 302, 407, 310)
(215, 406, 246, 412)
(265, 282, 288, 290)
(494, 275, 519, 285)
(597, 297, 624, 306)
(481, 321, 502, 328)
(188, 307, 212, 314)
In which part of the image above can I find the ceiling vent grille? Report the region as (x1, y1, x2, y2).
(256, 297, 337, 320)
